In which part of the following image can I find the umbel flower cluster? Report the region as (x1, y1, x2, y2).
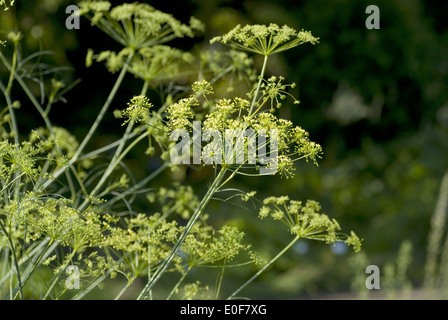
(78, 1, 204, 49)
(210, 23, 319, 56)
(259, 196, 362, 252)
(166, 80, 323, 178)
(81, 0, 201, 76)
(0, 0, 361, 300)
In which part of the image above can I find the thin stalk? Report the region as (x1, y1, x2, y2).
(77, 131, 139, 161)
(227, 235, 300, 300)
(3, 91, 19, 146)
(99, 161, 169, 209)
(0, 49, 21, 207)
(140, 79, 150, 96)
(248, 55, 268, 116)
(98, 78, 149, 185)
(0, 50, 53, 133)
(137, 167, 227, 300)
(215, 261, 226, 300)
(43, 250, 77, 300)
(72, 51, 135, 161)
(12, 239, 58, 300)
(1, 51, 87, 200)
(1, 248, 10, 288)
(33, 158, 52, 192)
(0, 219, 23, 300)
(114, 278, 135, 300)
(79, 130, 149, 211)
(209, 65, 233, 86)
(0, 172, 25, 194)
(217, 164, 244, 190)
(72, 255, 126, 300)
(147, 240, 152, 300)
(2, 43, 19, 148)
(5, 44, 17, 96)
(72, 274, 106, 300)
(40, 51, 135, 192)
(166, 265, 192, 300)
(424, 170, 448, 290)
(78, 79, 149, 211)
(18, 239, 56, 289)
(0, 237, 50, 286)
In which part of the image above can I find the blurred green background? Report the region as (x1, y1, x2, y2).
(1, 0, 448, 299)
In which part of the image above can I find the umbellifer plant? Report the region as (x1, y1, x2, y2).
(0, 1, 361, 300)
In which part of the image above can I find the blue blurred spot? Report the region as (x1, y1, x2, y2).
(330, 241, 348, 255)
(294, 240, 309, 255)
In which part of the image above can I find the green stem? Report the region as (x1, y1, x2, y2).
(11, 239, 58, 300)
(147, 240, 152, 300)
(114, 277, 135, 300)
(0, 219, 23, 300)
(77, 131, 139, 161)
(0, 172, 25, 195)
(2, 89, 19, 146)
(166, 265, 192, 300)
(0, 56, 21, 205)
(248, 55, 268, 116)
(0, 50, 53, 133)
(140, 79, 150, 96)
(215, 261, 226, 300)
(72, 51, 135, 161)
(5, 44, 17, 96)
(0, 237, 50, 287)
(19, 239, 56, 287)
(1, 51, 88, 200)
(78, 130, 149, 211)
(43, 250, 77, 300)
(137, 167, 228, 300)
(72, 254, 126, 300)
(227, 235, 300, 300)
(40, 51, 135, 192)
(78, 79, 149, 211)
(99, 161, 169, 209)
(424, 170, 448, 290)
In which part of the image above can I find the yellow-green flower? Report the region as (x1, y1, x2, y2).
(211, 23, 319, 56)
(79, 1, 203, 49)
